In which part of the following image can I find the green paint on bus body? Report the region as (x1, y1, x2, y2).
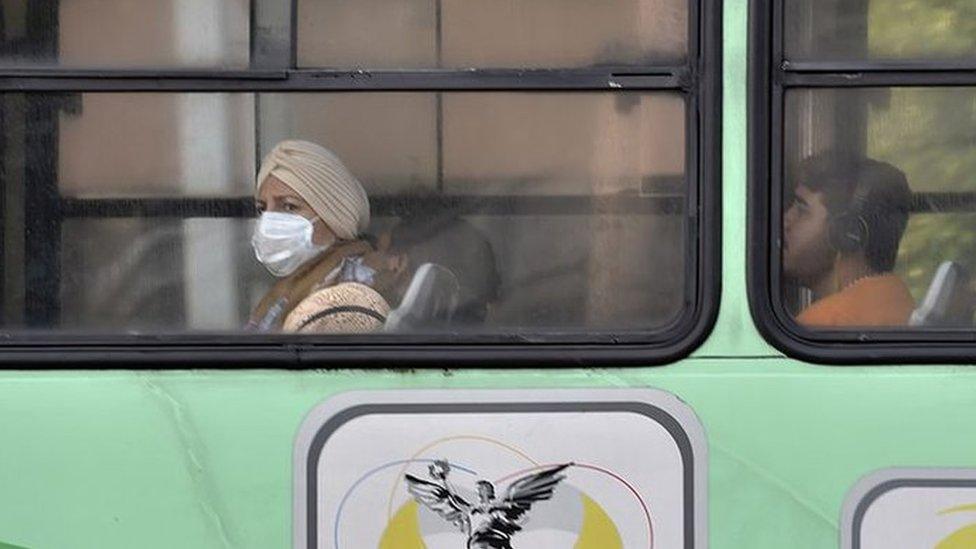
(3, 364, 976, 549)
(693, 0, 778, 359)
(0, 2, 974, 549)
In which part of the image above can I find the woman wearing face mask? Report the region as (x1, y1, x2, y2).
(247, 140, 388, 332)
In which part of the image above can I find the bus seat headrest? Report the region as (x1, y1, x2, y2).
(909, 261, 974, 328)
(384, 263, 460, 332)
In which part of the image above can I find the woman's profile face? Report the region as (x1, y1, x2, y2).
(255, 174, 337, 245)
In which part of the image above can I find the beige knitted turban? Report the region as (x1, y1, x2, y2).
(283, 282, 391, 334)
(256, 140, 370, 240)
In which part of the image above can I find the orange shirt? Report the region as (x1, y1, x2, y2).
(796, 274, 916, 328)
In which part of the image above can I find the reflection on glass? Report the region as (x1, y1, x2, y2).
(442, 94, 685, 196)
(61, 218, 265, 331)
(783, 88, 976, 329)
(261, 92, 686, 196)
(3, 92, 688, 334)
(786, 0, 976, 61)
(58, 93, 256, 198)
(0, 0, 250, 68)
(297, 0, 687, 68)
(472, 214, 685, 329)
(259, 94, 439, 196)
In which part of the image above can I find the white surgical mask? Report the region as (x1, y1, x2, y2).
(252, 211, 330, 277)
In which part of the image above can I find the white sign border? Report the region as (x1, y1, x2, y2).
(293, 388, 708, 549)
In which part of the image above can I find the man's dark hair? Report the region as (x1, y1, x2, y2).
(389, 212, 501, 324)
(795, 152, 912, 273)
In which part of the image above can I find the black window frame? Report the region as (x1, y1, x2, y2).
(749, 0, 976, 364)
(0, 0, 722, 367)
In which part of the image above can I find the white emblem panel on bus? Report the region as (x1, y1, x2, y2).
(842, 468, 976, 549)
(294, 389, 707, 549)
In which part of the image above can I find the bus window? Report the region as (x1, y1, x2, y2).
(0, 0, 719, 365)
(1, 90, 688, 334)
(752, 0, 976, 360)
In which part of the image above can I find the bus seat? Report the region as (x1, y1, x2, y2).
(384, 263, 460, 332)
(909, 261, 975, 328)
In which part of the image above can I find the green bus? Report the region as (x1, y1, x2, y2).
(0, 0, 974, 548)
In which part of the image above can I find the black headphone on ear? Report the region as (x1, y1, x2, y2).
(827, 181, 872, 253)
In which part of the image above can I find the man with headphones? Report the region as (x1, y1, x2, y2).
(782, 152, 915, 327)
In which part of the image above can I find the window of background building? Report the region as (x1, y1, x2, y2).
(0, 0, 719, 364)
(751, 0, 976, 361)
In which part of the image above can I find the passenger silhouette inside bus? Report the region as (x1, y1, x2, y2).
(369, 213, 501, 329)
(783, 153, 915, 328)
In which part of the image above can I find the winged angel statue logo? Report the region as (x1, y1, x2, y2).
(405, 459, 572, 549)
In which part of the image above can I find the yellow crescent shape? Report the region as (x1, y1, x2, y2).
(937, 525, 976, 549)
(379, 501, 426, 549)
(939, 503, 976, 515)
(575, 493, 624, 548)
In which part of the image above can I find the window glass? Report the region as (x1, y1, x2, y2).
(0, 0, 250, 68)
(258, 93, 438, 197)
(57, 93, 256, 197)
(2, 92, 689, 334)
(59, 218, 265, 331)
(785, 0, 976, 61)
(296, 0, 687, 68)
(782, 87, 976, 329)
(259, 92, 685, 196)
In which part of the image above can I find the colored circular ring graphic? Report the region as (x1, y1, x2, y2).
(338, 436, 654, 549)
